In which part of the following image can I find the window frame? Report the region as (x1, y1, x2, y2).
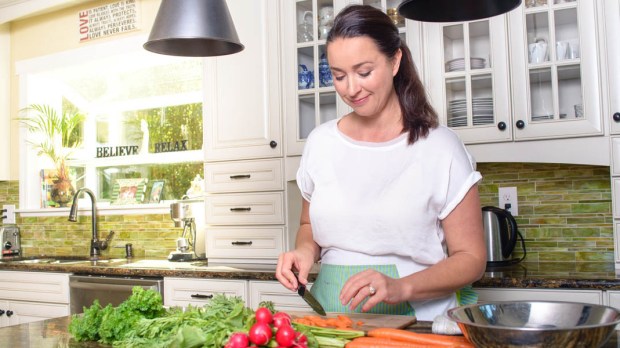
(16, 35, 206, 217)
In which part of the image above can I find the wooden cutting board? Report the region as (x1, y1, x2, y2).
(289, 311, 417, 332)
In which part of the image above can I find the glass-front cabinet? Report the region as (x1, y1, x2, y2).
(509, 0, 602, 140)
(283, 0, 422, 155)
(425, 17, 512, 143)
(424, 0, 602, 144)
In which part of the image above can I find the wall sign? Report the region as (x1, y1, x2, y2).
(155, 140, 189, 153)
(78, 0, 139, 42)
(97, 146, 139, 158)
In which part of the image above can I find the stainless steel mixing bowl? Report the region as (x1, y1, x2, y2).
(447, 301, 620, 348)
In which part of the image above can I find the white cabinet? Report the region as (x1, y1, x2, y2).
(604, 0, 620, 134)
(282, 0, 423, 155)
(203, 0, 282, 162)
(424, 1, 603, 144)
(163, 277, 248, 308)
(204, 159, 287, 263)
(249, 280, 313, 312)
(0, 23, 9, 181)
(475, 287, 603, 305)
(0, 271, 70, 327)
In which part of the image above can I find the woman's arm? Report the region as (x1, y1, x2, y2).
(276, 199, 321, 290)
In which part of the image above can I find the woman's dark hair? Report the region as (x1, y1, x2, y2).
(326, 5, 438, 144)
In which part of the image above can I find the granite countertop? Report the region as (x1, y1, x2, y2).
(1, 315, 618, 348)
(1, 257, 620, 289)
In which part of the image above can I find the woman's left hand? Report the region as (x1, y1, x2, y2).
(339, 269, 405, 312)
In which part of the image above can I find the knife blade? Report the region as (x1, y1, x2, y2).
(295, 274, 326, 316)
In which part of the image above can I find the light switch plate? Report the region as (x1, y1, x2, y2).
(498, 187, 518, 216)
(2, 204, 15, 224)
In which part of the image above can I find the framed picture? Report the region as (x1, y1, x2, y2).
(112, 178, 148, 205)
(149, 180, 165, 203)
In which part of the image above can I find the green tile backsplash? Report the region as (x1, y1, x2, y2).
(0, 162, 614, 262)
(477, 163, 613, 263)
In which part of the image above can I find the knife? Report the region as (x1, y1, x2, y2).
(295, 274, 326, 316)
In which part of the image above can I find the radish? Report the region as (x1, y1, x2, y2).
(226, 332, 250, 348)
(272, 312, 292, 329)
(275, 325, 296, 347)
(255, 307, 273, 325)
(248, 322, 272, 346)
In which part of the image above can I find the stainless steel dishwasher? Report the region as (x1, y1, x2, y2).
(70, 275, 164, 314)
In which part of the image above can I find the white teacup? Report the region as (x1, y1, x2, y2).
(529, 42, 548, 64)
(556, 41, 569, 60)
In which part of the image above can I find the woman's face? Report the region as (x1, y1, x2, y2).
(327, 36, 401, 118)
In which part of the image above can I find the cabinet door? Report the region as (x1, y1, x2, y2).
(7, 301, 69, 326)
(475, 288, 603, 304)
(509, 0, 603, 140)
(249, 280, 313, 312)
(206, 226, 285, 261)
(604, 0, 620, 134)
(164, 278, 248, 307)
(204, 0, 282, 162)
(205, 192, 285, 225)
(0, 24, 8, 181)
(0, 271, 69, 304)
(424, 16, 512, 144)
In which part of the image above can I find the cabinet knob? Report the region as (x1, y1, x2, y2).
(6, 310, 13, 317)
(516, 120, 525, 129)
(269, 140, 278, 148)
(613, 112, 620, 122)
(497, 122, 507, 131)
(0, 310, 4, 316)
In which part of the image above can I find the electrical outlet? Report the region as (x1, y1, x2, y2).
(2, 204, 16, 224)
(498, 187, 518, 216)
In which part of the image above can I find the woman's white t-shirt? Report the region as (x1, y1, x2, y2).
(296, 119, 482, 320)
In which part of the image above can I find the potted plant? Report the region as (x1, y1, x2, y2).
(18, 104, 85, 207)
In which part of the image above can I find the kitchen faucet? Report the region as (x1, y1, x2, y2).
(68, 188, 114, 260)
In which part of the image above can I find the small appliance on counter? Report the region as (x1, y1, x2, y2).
(482, 206, 526, 268)
(0, 225, 21, 259)
(168, 199, 197, 262)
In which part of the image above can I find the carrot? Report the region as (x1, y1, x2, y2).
(346, 336, 436, 347)
(293, 314, 361, 329)
(367, 328, 474, 347)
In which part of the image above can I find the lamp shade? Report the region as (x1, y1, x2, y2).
(144, 0, 244, 57)
(398, 0, 522, 23)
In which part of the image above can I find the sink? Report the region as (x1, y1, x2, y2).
(0, 257, 126, 265)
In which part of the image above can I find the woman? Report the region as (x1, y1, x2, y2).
(276, 5, 486, 320)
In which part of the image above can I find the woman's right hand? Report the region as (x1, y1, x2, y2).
(275, 248, 315, 291)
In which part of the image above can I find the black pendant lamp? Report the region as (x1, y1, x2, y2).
(398, 0, 522, 23)
(144, 0, 244, 57)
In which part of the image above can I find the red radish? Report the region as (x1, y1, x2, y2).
(226, 332, 250, 348)
(272, 312, 292, 328)
(248, 322, 272, 345)
(296, 332, 308, 347)
(275, 324, 296, 347)
(255, 307, 273, 324)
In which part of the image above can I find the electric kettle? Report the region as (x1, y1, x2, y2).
(482, 206, 526, 267)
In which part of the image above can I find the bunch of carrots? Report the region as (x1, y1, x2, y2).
(293, 314, 364, 330)
(346, 328, 475, 348)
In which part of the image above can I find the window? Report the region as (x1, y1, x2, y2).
(17, 36, 204, 214)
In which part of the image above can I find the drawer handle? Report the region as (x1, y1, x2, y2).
(230, 207, 252, 212)
(232, 241, 253, 246)
(191, 294, 214, 299)
(6, 310, 13, 317)
(230, 174, 251, 179)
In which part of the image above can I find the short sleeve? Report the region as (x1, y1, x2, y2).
(437, 136, 482, 219)
(296, 147, 314, 202)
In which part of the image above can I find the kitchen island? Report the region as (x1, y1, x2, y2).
(1, 315, 618, 348)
